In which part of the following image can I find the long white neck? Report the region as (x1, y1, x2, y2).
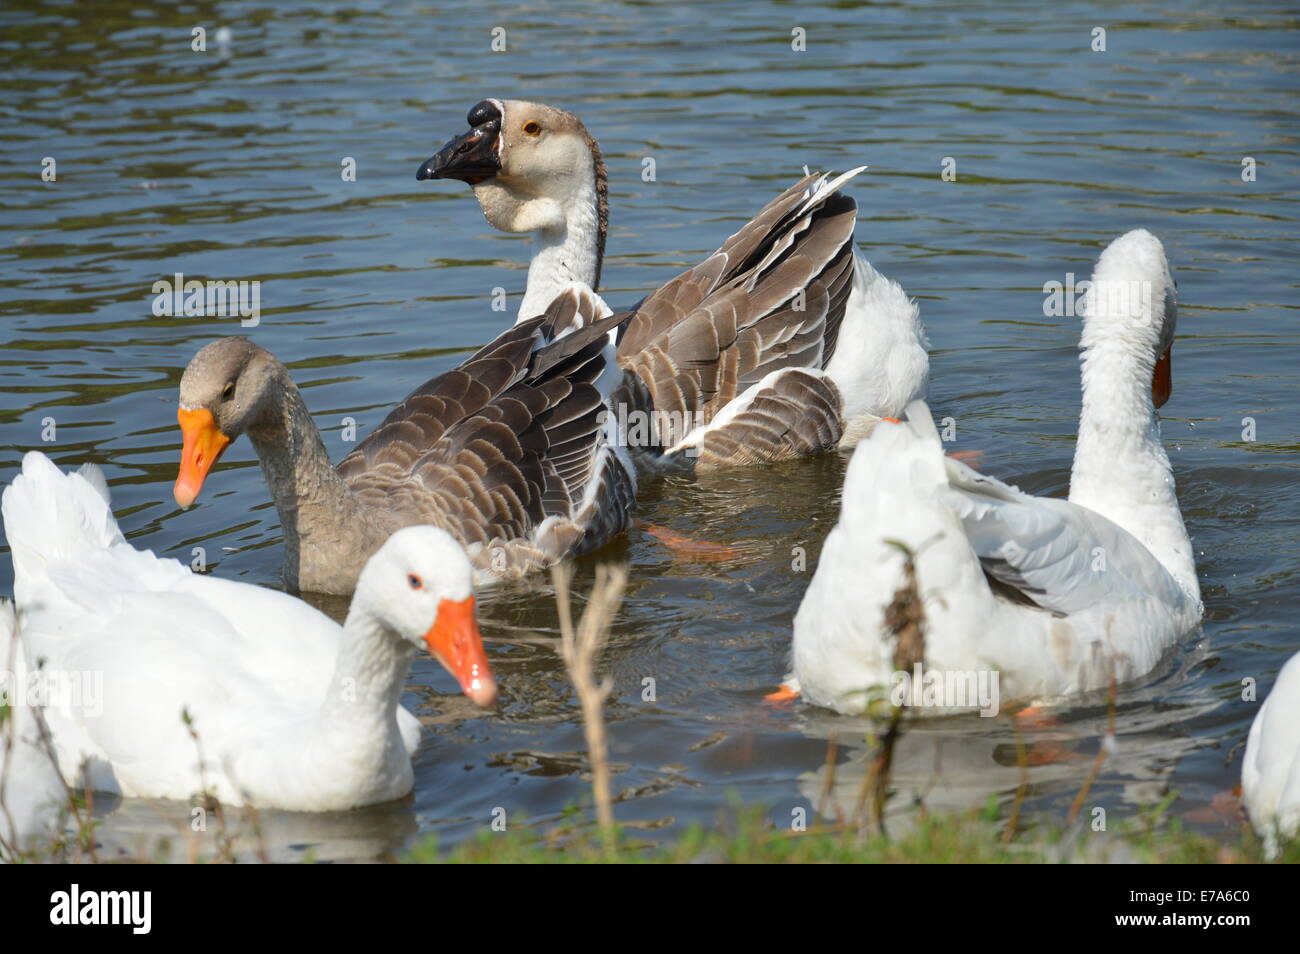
(219, 593, 415, 810)
(1068, 332, 1198, 601)
(311, 600, 413, 787)
(472, 139, 607, 322)
(245, 369, 387, 593)
(519, 205, 601, 319)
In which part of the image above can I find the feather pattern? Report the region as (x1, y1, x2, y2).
(427, 101, 930, 472)
(792, 401, 1200, 715)
(178, 286, 634, 594)
(613, 174, 859, 464)
(337, 286, 635, 579)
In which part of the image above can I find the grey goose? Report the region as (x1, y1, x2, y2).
(172, 287, 636, 595)
(418, 99, 930, 470)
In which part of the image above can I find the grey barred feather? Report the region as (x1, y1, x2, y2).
(613, 175, 858, 467)
(692, 369, 845, 469)
(338, 286, 633, 575)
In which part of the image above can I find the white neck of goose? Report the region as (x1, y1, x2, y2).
(1068, 269, 1197, 600)
(320, 597, 414, 741)
(471, 144, 607, 321)
(291, 596, 413, 798)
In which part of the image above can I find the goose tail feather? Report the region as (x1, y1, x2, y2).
(2, 452, 125, 603)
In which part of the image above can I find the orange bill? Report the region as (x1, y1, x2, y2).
(1152, 345, 1172, 408)
(174, 408, 231, 508)
(423, 596, 497, 707)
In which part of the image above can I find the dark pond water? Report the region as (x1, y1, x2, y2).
(1, 0, 1297, 859)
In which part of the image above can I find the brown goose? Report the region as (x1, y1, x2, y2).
(173, 288, 636, 595)
(418, 99, 930, 470)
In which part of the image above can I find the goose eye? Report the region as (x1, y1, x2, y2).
(408, 574, 423, 590)
(221, 382, 235, 400)
(522, 121, 541, 136)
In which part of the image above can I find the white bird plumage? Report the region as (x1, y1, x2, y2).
(2, 451, 495, 814)
(791, 229, 1202, 714)
(1242, 651, 1300, 857)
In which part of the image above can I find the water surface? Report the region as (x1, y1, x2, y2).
(1, 0, 1297, 860)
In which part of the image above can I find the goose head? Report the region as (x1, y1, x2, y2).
(1082, 228, 1179, 408)
(355, 526, 497, 707)
(174, 336, 286, 507)
(417, 99, 604, 238)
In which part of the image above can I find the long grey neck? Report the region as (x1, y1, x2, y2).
(245, 371, 371, 591)
(517, 138, 608, 321)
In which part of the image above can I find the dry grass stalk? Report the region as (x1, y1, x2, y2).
(855, 540, 927, 837)
(1067, 668, 1118, 826)
(0, 714, 99, 863)
(0, 617, 22, 860)
(1004, 720, 1029, 843)
(817, 733, 841, 828)
(180, 707, 273, 863)
(0, 609, 101, 863)
(551, 560, 628, 852)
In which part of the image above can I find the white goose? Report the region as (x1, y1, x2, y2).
(1243, 651, 1300, 856)
(2, 451, 496, 812)
(418, 99, 929, 469)
(790, 230, 1202, 714)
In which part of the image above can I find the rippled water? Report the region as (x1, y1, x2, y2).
(2, 1, 1297, 860)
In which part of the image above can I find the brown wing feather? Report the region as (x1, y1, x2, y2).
(614, 177, 858, 453)
(691, 368, 845, 469)
(339, 288, 631, 563)
(337, 317, 546, 480)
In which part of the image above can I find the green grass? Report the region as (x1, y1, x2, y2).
(405, 800, 1300, 864)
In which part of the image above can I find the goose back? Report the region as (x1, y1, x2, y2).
(613, 174, 858, 459)
(337, 288, 634, 575)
